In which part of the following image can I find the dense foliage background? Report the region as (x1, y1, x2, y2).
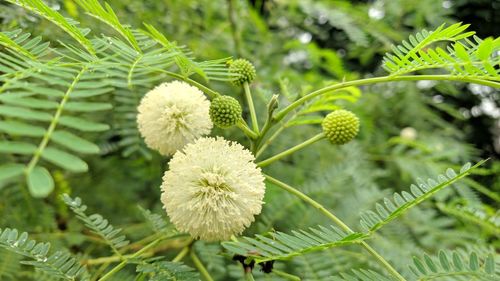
(0, 0, 498, 280)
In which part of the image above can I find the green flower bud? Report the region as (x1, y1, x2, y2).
(209, 96, 242, 128)
(229, 59, 256, 86)
(322, 110, 360, 145)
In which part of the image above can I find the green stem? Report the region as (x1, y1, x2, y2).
(190, 245, 214, 281)
(264, 175, 407, 281)
(172, 246, 190, 262)
(272, 269, 302, 281)
(25, 67, 87, 176)
(253, 95, 279, 153)
(86, 252, 153, 265)
(257, 133, 324, 167)
(245, 271, 256, 281)
(255, 124, 286, 158)
(244, 82, 259, 133)
(161, 70, 220, 99)
(274, 75, 500, 125)
(237, 119, 259, 139)
(97, 238, 162, 281)
(255, 109, 300, 158)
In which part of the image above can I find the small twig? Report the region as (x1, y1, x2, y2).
(190, 244, 215, 281)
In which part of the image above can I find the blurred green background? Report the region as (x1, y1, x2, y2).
(0, 0, 498, 280)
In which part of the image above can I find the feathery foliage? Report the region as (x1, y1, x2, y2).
(0, 0, 498, 280)
(136, 260, 200, 281)
(0, 228, 89, 280)
(382, 23, 499, 81)
(359, 161, 485, 233)
(409, 249, 497, 281)
(222, 226, 367, 263)
(62, 194, 129, 254)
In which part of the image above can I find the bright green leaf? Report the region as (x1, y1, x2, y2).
(0, 141, 37, 154)
(59, 116, 110, 132)
(26, 166, 54, 198)
(42, 147, 88, 172)
(0, 164, 25, 182)
(0, 121, 45, 137)
(51, 131, 100, 154)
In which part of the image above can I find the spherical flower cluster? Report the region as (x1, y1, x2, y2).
(137, 81, 212, 156)
(229, 58, 256, 86)
(209, 96, 242, 128)
(322, 110, 360, 145)
(161, 137, 265, 241)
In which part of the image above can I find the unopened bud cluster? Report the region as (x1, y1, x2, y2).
(209, 96, 242, 128)
(229, 59, 256, 86)
(322, 110, 360, 145)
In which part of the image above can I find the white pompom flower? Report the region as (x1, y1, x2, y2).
(137, 81, 212, 156)
(161, 137, 265, 241)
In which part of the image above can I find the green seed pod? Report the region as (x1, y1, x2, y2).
(209, 95, 242, 128)
(229, 59, 256, 86)
(322, 110, 360, 145)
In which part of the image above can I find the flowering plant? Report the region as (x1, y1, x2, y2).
(0, 1, 498, 281)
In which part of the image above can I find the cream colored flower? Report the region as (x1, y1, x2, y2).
(161, 137, 265, 241)
(137, 81, 212, 156)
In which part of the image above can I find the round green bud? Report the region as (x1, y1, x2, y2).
(322, 110, 360, 145)
(209, 95, 242, 128)
(229, 59, 256, 86)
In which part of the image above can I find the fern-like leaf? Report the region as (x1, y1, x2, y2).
(5, 0, 95, 55)
(359, 161, 485, 233)
(409, 249, 497, 281)
(0, 30, 111, 197)
(383, 23, 499, 80)
(222, 225, 367, 263)
(0, 228, 89, 280)
(136, 259, 200, 281)
(437, 203, 500, 235)
(62, 194, 130, 254)
(138, 206, 177, 235)
(0, 30, 43, 60)
(74, 0, 140, 51)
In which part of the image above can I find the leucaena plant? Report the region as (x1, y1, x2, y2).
(0, 1, 498, 281)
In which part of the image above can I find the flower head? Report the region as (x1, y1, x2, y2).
(229, 58, 256, 86)
(209, 95, 242, 128)
(161, 137, 265, 241)
(322, 110, 360, 145)
(137, 81, 212, 156)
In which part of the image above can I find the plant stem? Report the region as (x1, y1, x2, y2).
(255, 124, 286, 158)
(274, 75, 499, 125)
(237, 119, 259, 139)
(245, 271, 256, 281)
(86, 252, 153, 265)
(255, 109, 301, 158)
(162, 70, 220, 99)
(25, 67, 86, 176)
(257, 133, 324, 167)
(273, 269, 302, 281)
(172, 245, 190, 262)
(244, 82, 259, 133)
(190, 246, 214, 281)
(253, 94, 279, 153)
(97, 238, 162, 281)
(264, 175, 407, 281)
